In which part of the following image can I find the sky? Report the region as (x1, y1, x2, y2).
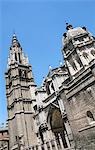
(0, 0, 95, 125)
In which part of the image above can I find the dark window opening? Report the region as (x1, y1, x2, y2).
(33, 105, 37, 111)
(51, 83, 55, 91)
(15, 53, 17, 61)
(75, 55, 82, 67)
(83, 52, 88, 59)
(87, 111, 95, 121)
(19, 70, 27, 78)
(39, 129, 44, 144)
(91, 49, 95, 56)
(8, 72, 11, 80)
(15, 136, 17, 141)
(46, 83, 51, 95)
(18, 53, 21, 63)
(19, 69, 22, 77)
(17, 42, 21, 47)
(72, 62, 77, 71)
(9, 81, 12, 88)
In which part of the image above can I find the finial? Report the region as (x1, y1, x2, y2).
(12, 29, 18, 41)
(82, 26, 87, 31)
(12, 29, 16, 37)
(13, 33, 16, 37)
(66, 23, 73, 30)
(63, 33, 67, 38)
(12, 34, 17, 43)
(49, 65, 52, 71)
(11, 31, 21, 47)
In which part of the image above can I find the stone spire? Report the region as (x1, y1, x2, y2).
(11, 33, 21, 48)
(8, 34, 29, 67)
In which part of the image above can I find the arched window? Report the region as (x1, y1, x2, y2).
(86, 111, 95, 125)
(72, 62, 77, 71)
(75, 55, 82, 67)
(15, 53, 17, 61)
(18, 53, 21, 63)
(69, 58, 77, 71)
(46, 82, 51, 95)
(83, 52, 88, 59)
(91, 49, 95, 56)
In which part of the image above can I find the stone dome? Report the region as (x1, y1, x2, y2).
(63, 26, 87, 45)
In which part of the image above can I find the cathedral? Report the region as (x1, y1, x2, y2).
(2, 24, 95, 150)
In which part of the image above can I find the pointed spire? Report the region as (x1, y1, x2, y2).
(13, 32, 16, 37)
(11, 33, 21, 48)
(12, 32, 17, 42)
(8, 33, 30, 66)
(49, 65, 52, 71)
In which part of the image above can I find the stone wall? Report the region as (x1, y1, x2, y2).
(61, 71, 95, 149)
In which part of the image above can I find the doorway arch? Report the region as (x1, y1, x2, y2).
(49, 108, 68, 148)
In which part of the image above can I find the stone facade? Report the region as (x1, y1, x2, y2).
(5, 24, 95, 150)
(0, 125, 9, 150)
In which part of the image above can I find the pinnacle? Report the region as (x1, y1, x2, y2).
(11, 33, 21, 48)
(66, 23, 73, 30)
(12, 32, 17, 41)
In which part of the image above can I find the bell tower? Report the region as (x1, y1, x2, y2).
(62, 23, 95, 78)
(5, 34, 37, 150)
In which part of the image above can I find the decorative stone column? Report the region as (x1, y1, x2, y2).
(47, 133, 53, 150)
(64, 131, 71, 148)
(44, 142, 48, 150)
(58, 133, 64, 150)
(52, 135, 59, 150)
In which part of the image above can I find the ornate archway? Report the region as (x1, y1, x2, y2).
(49, 108, 68, 148)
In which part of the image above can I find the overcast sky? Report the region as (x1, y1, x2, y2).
(0, 0, 95, 125)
